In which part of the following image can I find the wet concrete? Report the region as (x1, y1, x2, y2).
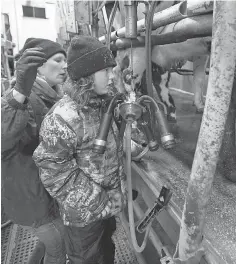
(135, 89, 236, 263)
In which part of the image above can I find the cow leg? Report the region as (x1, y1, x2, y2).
(152, 64, 177, 122)
(159, 72, 176, 122)
(192, 55, 208, 113)
(115, 48, 147, 94)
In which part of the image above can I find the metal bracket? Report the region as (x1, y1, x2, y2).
(136, 186, 172, 233)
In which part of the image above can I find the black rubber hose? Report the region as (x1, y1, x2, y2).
(145, 1, 161, 98)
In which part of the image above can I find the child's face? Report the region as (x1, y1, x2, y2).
(93, 67, 114, 95)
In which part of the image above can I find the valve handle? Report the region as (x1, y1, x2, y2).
(137, 186, 172, 233)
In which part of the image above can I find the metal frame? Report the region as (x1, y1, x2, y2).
(90, 1, 236, 263)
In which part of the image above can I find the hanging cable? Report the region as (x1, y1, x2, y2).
(126, 121, 151, 253)
(145, 1, 161, 98)
(106, 0, 119, 49)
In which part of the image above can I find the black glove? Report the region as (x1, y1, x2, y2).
(15, 48, 47, 97)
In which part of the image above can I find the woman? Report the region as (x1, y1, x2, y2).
(1, 38, 67, 264)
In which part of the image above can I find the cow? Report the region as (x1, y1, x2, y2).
(105, 1, 211, 121)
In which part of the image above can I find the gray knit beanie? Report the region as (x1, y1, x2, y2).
(67, 36, 116, 81)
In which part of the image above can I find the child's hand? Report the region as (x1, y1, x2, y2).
(100, 201, 113, 218)
(98, 199, 121, 219)
(97, 190, 126, 219)
(108, 189, 126, 213)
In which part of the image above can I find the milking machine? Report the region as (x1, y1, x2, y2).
(93, 1, 175, 253)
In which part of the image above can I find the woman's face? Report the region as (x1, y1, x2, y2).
(38, 53, 67, 86)
(93, 67, 114, 95)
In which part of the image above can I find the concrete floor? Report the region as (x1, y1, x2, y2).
(1, 216, 138, 264)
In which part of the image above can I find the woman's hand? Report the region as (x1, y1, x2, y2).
(14, 48, 47, 97)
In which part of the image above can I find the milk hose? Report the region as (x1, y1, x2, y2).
(126, 121, 151, 253)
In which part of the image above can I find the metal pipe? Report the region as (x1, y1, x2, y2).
(174, 1, 236, 263)
(124, 0, 138, 38)
(99, 0, 213, 44)
(111, 14, 212, 50)
(102, 6, 109, 33)
(91, 1, 99, 38)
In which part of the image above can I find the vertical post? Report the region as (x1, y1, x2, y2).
(174, 1, 236, 263)
(91, 1, 99, 38)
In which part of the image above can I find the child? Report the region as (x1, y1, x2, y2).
(33, 36, 127, 264)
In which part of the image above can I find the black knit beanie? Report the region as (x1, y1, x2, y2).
(67, 36, 116, 81)
(18, 38, 66, 60)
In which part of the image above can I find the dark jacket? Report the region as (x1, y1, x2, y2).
(1, 77, 63, 227)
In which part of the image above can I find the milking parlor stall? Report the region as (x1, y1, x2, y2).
(2, 1, 236, 264)
(75, 0, 236, 263)
(83, 1, 236, 263)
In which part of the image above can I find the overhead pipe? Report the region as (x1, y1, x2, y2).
(99, 0, 213, 44)
(124, 1, 138, 39)
(109, 14, 213, 51)
(173, 1, 236, 263)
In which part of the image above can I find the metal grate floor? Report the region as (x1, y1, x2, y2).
(1, 218, 138, 264)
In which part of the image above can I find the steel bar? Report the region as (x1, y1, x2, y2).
(111, 13, 212, 50)
(99, 0, 213, 44)
(174, 1, 236, 263)
(91, 1, 99, 38)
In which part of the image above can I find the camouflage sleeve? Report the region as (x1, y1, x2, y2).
(1, 90, 37, 155)
(33, 113, 110, 223)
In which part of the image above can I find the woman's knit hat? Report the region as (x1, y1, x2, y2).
(16, 38, 66, 60)
(67, 36, 116, 81)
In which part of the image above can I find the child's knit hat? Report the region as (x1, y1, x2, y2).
(67, 36, 116, 81)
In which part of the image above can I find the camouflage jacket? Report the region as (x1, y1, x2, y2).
(33, 94, 127, 227)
